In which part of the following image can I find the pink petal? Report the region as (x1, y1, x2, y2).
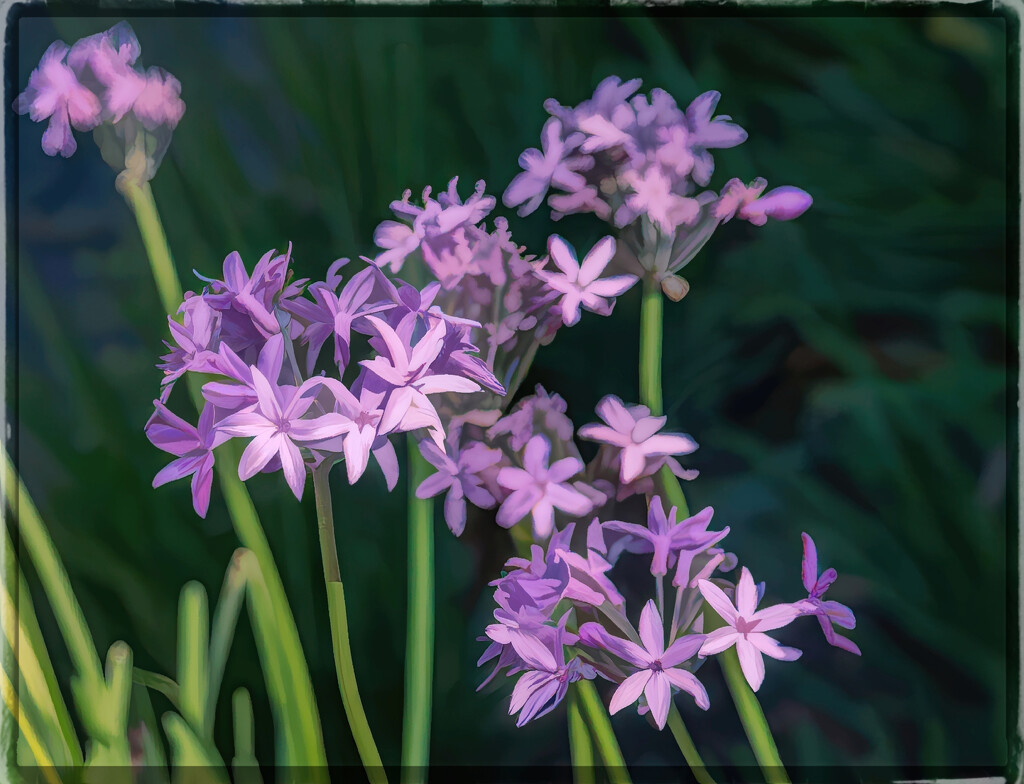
(577, 236, 616, 287)
(547, 235, 580, 278)
(665, 669, 710, 711)
(749, 603, 801, 632)
(736, 638, 765, 692)
(697, 580, 738, 625)
(545, 483, 592, 516)
(698, 627, 738, 657)
(609, 670, 651, 715)
(238, 433, 280, 480)
(800, 532, 818, 594)
(638, 600, 664, 657)
(748, 632, 802, 662)
(278, 439, 307, 501)
(734, 567, 758, 617)
(496, 486, 543, 528)
(644, 671, 672, 730)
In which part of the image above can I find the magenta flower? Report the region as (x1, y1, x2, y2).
(215, 368, 351, 500)
(416, 436, 503, 536)
(503, 117, 589, 217)
(146, 401, 229, 518)
(158, 295, 222, 388)
(14, 41, 102, 157)
(535, 236, 638, 327)
(579, 600, 709, 729)
(495, 435, 592, 539)
(797, 533, 860, 655)
(697, 567, 802, 691)
(603, 497, 728, 580)
(66, 22, 142, 122)
(714, 178, 813, 226)
(578, 395, 697, 483)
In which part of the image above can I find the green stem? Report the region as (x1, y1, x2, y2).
(121, 181, 183, 318)
(720, 649, 790, 784)
(575, 680, 630, 784)
(311, 465, 387, 784)
(567, 690, 595, 784)
(667, 705, 717, 784)
(122, 179, 328, 771)
(402, 445, 434, 782)
(639, 274, 788, 782)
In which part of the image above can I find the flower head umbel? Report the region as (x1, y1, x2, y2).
(579, 600, 709, 729)
(796, 533, 861, 655)
(504, 77, 812, 291)
(17, 23, 185, 183)
(698, 567, 802, 692)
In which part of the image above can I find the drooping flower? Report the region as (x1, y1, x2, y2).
(495, 435, 593, 539)
(579, 600, 709, 729)
(714, 178, 813, 226)
(579, 395, 697, 484)
(535, 236, 638, 327)
(14, 40, 102, 157)
(146, 401, 229, 518)
(506, 619, 595, 727)
(796, 533, 861, 655)
(683, 91, 748, 186)
(698, 567, 802, 692)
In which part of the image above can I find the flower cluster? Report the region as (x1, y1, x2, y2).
(15, 22, 184, 182)
(479, 504, 859, 729)
(503, 77, 813, 297)
(146, 246, 502, 516)
(372, 178, 639, 408)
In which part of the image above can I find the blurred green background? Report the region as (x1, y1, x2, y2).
(12, 9, 1011, 777)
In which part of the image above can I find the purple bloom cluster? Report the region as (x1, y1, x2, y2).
(479, 494, 860, 728)
(372, 179, 639, 405)
(146, 246, 502, 515)
(503, 77, 813, 296)
(15, 22, 184, 180)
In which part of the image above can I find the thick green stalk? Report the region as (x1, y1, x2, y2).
(638, 275, 788, 784)
(122, 180, 327, 770)
(575, 680, 630, 784)
(667, 705, 717, 784)
(567, 690, 595, 784)
(402, 446, 434, 782)
(311, 465, 387, 784)
(720, 650, 789, 783)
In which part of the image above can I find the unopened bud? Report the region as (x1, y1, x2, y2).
(661, 275, 690, 302)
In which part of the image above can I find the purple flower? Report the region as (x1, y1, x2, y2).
(603, 497, 728, 580)
(14, 40, 102, 157)
(503, 117, 590, 217)
(130, 67, 185, 130)
(507, 621, 594, 727)
(535, 236, 638, 327)
(158, 295, 222, 388)
(617, 166, 701, 234)
(579, 601, 709, 729)
(146, 401, 229, 518)
(359, 316, 480, 448)
(216, 368, 351, 500)
(488, 385, 574, 452)
(66, 23, 142, 122)
(495, 435, 593, 539)
(796, 533, 860, 655)
(578, 395, 698, 484)
(683, 91, 748, 186)
(416, 435, 503, 536)
(697, 567, 802, 692)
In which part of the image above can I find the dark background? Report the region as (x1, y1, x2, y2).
(12, 9, 1013, 776)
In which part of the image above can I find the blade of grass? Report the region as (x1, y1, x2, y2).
(231, 688, 262, 784)
(130, 682, 170, 778)
(177, 583, 210, 739)
(1, 668, 61, 784)
(133, 669, 180, 710)
(205, 552, 248, 735)
(162, 712, 228, 784)
(567, 690, 595, 784)
(574, 680, 630, 784)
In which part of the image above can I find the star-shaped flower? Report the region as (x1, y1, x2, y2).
(796, 533, 860, 655)
(535, 236, 638, 327)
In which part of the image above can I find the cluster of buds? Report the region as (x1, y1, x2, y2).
(15, 22, 185, 186)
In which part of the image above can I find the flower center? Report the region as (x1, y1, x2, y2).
(734, 616, 757, 635)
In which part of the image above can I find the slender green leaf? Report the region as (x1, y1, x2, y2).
(205, 552, 248, 736)
(177, 583, 210, 738)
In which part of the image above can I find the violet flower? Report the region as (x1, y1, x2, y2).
(495, 435, 593, 539)
(579, 600, 709, 729)
(146, 401, 229, 518)
(578, 394, 697, 483)
(698, 567, 802, 692)
(507, 620, 594, 727)
(714, 177, 813, 226)
(603, 497, 728, 581)
(215, 368, 350, 500)
(14, 40, 102, 158)
(416, 435, 503, 536)
(683, 91, 748, 186)
(535, 236, 638, 327)
(488, 385, 574, 452)
(502, 117, 590, 217)
(796, 533, 861, 655)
